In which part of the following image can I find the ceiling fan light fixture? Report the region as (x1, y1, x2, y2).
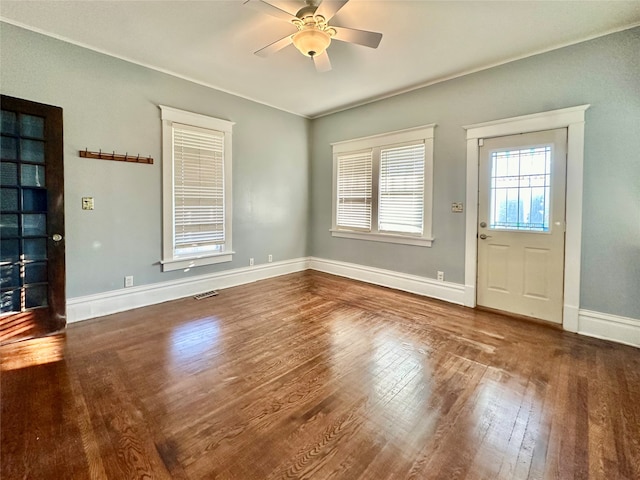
(292, 28, 331, 57)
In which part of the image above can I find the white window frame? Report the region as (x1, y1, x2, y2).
(159, 105, 234, 272)
(331, 124, 436, 247)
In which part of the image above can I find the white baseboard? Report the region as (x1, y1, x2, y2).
(308, 257, 466, 305)
(67, 256, 464, 324)
(578, 309, 640, 348)
(67, 257, 310, 323)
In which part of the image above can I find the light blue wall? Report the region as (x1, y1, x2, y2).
(2, 23, 638, 319)
(309, 27, 640, 319)
(1, 23, 310, 298)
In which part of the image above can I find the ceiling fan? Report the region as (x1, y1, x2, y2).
(245, 0, 383, 72)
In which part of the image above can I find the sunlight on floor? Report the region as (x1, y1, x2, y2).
(0, 333, 65, 371)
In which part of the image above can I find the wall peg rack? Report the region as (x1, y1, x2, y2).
(79, 148, 154, 165)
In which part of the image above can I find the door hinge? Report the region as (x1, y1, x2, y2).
(478, 138, 484, 147)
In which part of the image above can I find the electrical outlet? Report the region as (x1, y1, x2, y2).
(437, 271, 444, 282)
(249, 258, 254, 266)
(268, 254, 273, 263)
(125, 275, 134, 287)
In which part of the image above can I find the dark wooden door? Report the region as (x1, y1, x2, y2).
(0, 95, 65, 344)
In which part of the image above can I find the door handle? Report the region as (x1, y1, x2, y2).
(479, 233, 492, 240)
(52, 234, 63, 242)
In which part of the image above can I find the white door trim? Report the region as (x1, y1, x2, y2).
(463, 105, 590, 332)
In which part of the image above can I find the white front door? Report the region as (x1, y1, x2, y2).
(477, 129, 567, 323)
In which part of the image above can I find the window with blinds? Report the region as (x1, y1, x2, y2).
(173, 124, 225, 256)
(336, 151, 373, 230)
(331, 124, 435, 247)
(160, 105, 233, 272)
(379, 144, 425, 234)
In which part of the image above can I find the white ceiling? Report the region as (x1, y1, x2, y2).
(2, 1, 639, 118)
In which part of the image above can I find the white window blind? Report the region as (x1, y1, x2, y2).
(173, 124, 225, 255)
(379, 143, 425, 234)
(336, 151, 373, 230)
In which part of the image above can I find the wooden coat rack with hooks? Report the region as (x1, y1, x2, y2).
(79, 148, 154, 165)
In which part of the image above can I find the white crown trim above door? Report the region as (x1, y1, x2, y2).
(463, 105, 590, 332)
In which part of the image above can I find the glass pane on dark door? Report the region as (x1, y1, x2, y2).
(1, 162, 18, 184)
(0, 264, 20, 289)
(1, 188, 18, 210)
(1, 136, 17, 160)
(25, 285, 47, 309)
(1, 111, 17, 134)
(22, 214, 47, 236)
(22, 189, 47, 211)
(21, 164, 45, 187)
(1, 289, 20, 313)
(0, 214, 19, 236)
(0, 239, 19, 263)
(25, 262, 47, 284)
(1, 106, 51, 317)
(20, 114, 44, 138)
(23, 238, 47, 261)
(20, 139, 45, 163)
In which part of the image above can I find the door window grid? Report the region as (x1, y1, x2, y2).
(489, 146, 551, 232)
(0, 111, 48, 313)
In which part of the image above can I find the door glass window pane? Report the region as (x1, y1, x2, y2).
(1, 162, 18, 185)
(22, 189, 47, 212)
(25, 262, 47, 284)
(20, 115, 45, 139)
(25, 285, 47, 309)
(23, 238, 47, 260)
(0, 214, 19, 237)
(1, 111, 17, 135)
(21, 164, 45, 187)
(20, 139, 45, 163)
(1, 289, 20, 313)
(489, 146, 551, 231)
(1, 239, 19, 262)
(1, 136, 17, 160)
(22, 213, 46, 236)
(0, 263, 20, 288)
(1, 187, 19, 210)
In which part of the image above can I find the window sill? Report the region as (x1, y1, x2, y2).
(330, 229, 433, 247)
(161, 251, 234, 272)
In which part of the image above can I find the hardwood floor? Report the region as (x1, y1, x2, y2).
(2, 271, 639, 479)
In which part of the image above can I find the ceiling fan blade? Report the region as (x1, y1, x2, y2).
(255, 34, 293, 57)
(315, 0, 349, 22)
(332, 26, 382, 49)
(244, 0, 297, 22)
(313, 51, 332, 72)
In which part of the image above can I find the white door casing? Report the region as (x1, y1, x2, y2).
(477, 129, 567, 323)
(463, 105, 589, 332)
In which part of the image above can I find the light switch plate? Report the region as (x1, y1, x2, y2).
(451, 202, 463, 213)
(82, 197, 94, 210)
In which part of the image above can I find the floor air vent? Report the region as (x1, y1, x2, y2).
(194, 290, 218, 300)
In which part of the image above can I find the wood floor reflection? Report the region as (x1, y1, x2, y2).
(2, 271, 639, 479)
